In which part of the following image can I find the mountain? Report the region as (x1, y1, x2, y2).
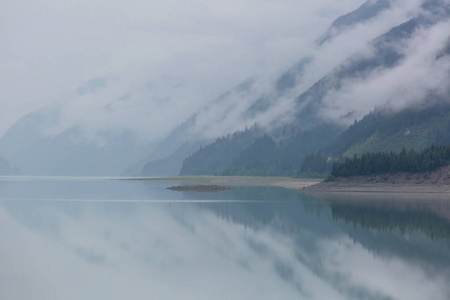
(179, 125, 263, 176)
(142, 141, 204, 177)
(179, 100, 450, 178)
(139, 0, 450, 176)
(318, 0, 392, 45)
(325, 101, 450, 158)
(172, 0, 450, 178)
(300, 101, 450, 177)
(139, 58, 312, 176)
(294, 1, 450, 128)
(0, 106, 151, 176)
(180, 123, 342, 177)
(3, 0, 450, 177)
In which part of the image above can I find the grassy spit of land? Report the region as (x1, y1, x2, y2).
(128, 175, 321, 190)
(167, 184, 231, 192)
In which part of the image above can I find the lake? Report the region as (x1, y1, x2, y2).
(0, 177, 449, 300)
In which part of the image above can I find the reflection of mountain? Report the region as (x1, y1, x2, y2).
(2, 179, 449, 299)
(199, 188, 336, 234)
(330, 200, 450, 268)
(198, 188, 450, 270)
(331, 201, 450, 239)
(0, 156, 19, 175)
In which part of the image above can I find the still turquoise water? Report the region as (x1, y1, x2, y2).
(0, 177, 449, 300)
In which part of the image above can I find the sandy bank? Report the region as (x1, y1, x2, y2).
(303, 181, 450, 221)
(304, 165, 450, 195)
(304, 181, 450, 194)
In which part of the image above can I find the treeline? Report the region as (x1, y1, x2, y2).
(221, 124, 341, 177)
(296, 152, 332, 178)
(331, 144, 450, 178)
(179, 125, 262, 175)
(181, 123, 341, 177)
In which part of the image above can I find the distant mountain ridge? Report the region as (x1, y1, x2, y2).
(0, 106, 151, 176)
(318, 0, 392, 45)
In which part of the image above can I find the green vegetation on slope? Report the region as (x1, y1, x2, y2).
(330, 102, 450, 157)
(221, 124, 341, 177)
(180, 102, 450, 178)
(179, 125, 262, 176)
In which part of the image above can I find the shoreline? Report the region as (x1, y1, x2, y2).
(129, 175, 450, 194)
(303, 181, 450, 194)
(129, 175, 322, 190)
(303, 165, 450, 194)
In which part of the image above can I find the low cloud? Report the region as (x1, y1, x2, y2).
(2, 0, 446, 147)
(319, 17, 450, 125)
(0, 0, 363, 142)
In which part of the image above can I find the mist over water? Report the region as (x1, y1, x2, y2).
(0, 178, 448, 300)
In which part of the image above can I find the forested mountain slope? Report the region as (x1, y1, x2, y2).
(180, 124, 342, 177)
(326, 102, 450, 157)
(180, 102, 450, 177)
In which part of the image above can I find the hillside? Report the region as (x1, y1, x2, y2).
(179, 126, 263, 176)
(179, 101, 450, 178)
(330, 144, 450, 178)
(136, 0, 450, 177)
(326, 102, 450, 157)
(180, 124, 342, 177)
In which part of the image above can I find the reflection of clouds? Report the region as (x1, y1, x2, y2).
(1, 200, 449, 300)
(316, 237, 450, 300)
(0, 202, 298, 299)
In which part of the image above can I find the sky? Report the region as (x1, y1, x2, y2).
(0, 0, 364, 141)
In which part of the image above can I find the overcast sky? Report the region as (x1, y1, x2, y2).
(1, 0, 365, 141)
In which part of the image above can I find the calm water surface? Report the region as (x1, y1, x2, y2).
(0, 177, 449, 300)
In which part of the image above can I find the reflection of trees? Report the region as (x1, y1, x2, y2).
(331, 203, 450, 239)
(200, 187, 336, 237)
(201, 188, 450, 269)
(330, 201, 450, 270)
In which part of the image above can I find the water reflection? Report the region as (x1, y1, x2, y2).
(0, 178, 449, 300)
